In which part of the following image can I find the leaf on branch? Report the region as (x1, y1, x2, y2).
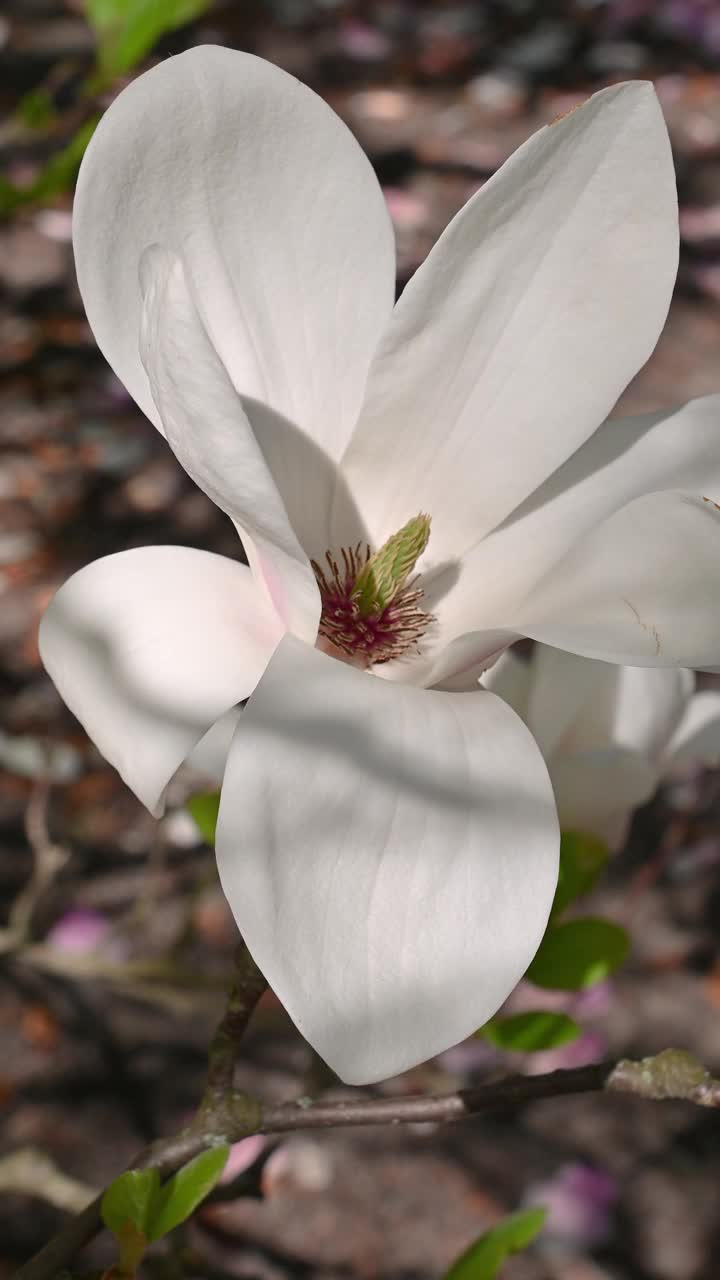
(101, 1167, 160, 1237)
(479, 1011, 581, 1052)
(526, 917, 629, 991)
(146, 1144, 230, 1241)
(444, 1207, 546, 1278)
(187, 790, 221, 845)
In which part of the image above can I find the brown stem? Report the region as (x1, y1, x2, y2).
(203, 942, 268, 1102)
(14, 1049, 720, 1280)
(12, 946, 266, 1280)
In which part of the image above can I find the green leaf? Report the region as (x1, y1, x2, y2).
(101, 1167, 161, 1237)
(146, 1145, 230, 1241)
(18, 87, 56, 129)
(29, 119, 99, 201)
(479, 1011, 581, 1052)
(187, 791, 220, 845)
(552, 831, 609, 919)
(444, 1207, 546, 1279)
(85, 0, 210, 82)
(0, 118, 98, 216)
(526, 917, 630, 991)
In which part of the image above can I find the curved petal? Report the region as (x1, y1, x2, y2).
(140, 245, 320, 640)
(482, 654, 660, 843)
(524, 646, 612, 758)
(73, 46, 395, 473)
(421, 396, 720, 680)
(38, 547, 282, 815)
(186, 706, 243, 785)
(215, 635, 559, 1084)
(417, 629, 518, 691)
(479, 648, 533, 717)
(666, 690, 720, 767)
(610, 666, 694, 762)
(490, 645, 695, 770)
(550, 748, 657, 840)
(515, 493, 720, 666)
(340, 81, 678, 559)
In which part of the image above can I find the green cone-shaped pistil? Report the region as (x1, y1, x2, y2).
(352, 513, 431, 617)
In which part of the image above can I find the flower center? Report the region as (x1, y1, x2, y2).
(311, 514, 434, 668)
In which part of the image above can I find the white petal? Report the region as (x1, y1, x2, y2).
(39, 548, 282, 815)
(666, 690, 720, 766)
(550, 748, 657, 840)
(472, 396, 720, 624)
(140, 245, 320, 641)
(73, 47, 394, 474)
(525, 646, 611, 758)
(186, 706, 243, 785)
(419, 629, 518, 691)
(515, 492, 720, 666)
(610, 666, 694, 761)
(215, 635, 559, 1084)
(418, 395, 720, 683)
(340, 81, 677, 558)
(479, 648, 533, 717)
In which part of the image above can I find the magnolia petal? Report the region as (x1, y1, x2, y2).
(550, 748, 657, 838)
(610, 666, 694, 762)
(524, 646, 612, 758)
(415, 629, 518, 691)
(340, 81, 677, 559)
(482, 644, 622, 754)
(186, 706, 244, 785)
(73, 46, 395, 477)
(140, 245, 319, 641)
(215, 635, 559, 1084)
(417, 395, 720, 677)
(479, 648, 533, 717)
(516, 493, 720, 666)
(481, 650, 660, 842)
(666, 690, 720, 767)
(39, 547, 282, 815)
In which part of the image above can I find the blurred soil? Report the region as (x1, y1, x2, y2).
(1, 3, 720, 1278)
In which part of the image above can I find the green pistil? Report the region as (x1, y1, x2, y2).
(352, 513, 431, 617)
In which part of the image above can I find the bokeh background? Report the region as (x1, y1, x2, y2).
(2, 2, 720, 1276)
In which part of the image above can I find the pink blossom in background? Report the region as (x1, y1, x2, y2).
(527, 1162, 619, 1250)
(219, 1135, 268, 1184)
(46, 908, 112, 955)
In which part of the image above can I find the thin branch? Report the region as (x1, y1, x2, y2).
(5, 780, 69, 946)
(260, 1060, 615, 1130)
(12, 945, 267, 1280)
(203, 942, 268, 1101)
(13, 1049, 720, 1280)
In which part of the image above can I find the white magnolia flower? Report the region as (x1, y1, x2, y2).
(484, 647, 720, 849)
(40, 48, 720, 1082)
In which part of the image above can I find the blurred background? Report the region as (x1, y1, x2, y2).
(2, 2, 720, 1277)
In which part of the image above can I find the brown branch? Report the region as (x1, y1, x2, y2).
(261, 1060, 616, 1130)
(203, 942, 268, 1101)
(14, 1048, 720, 1280)
(13, 944, 267, 1280)
(4, 780, 69, 948)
